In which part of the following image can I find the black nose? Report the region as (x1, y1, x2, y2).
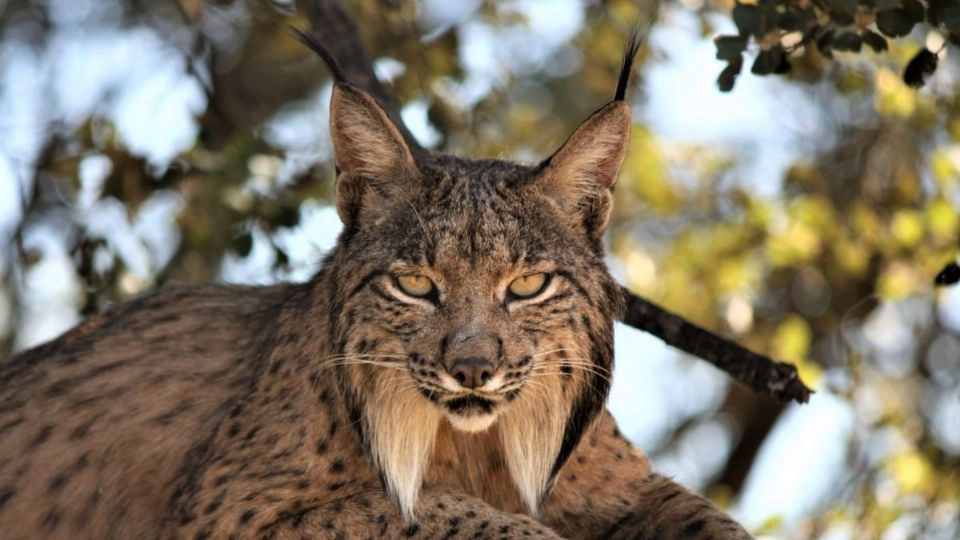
(448, 357, 495, 389)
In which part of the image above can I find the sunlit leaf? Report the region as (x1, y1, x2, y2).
(753, 515, 784, 535)
(878, 261, 922, 299)
(875, 68, 917, 118)
(794, 195, 839, 234)
(926, 198, 960, 241)
(766, 221, 821, 266)
(795, 358, 823, 390)
(772, 315, 812, 362)
(620, 127, 677, 212)
(890, 210, 924, 247)
(834, 238, 870, 275)
(930, 151, 956, 187)
(889, 451, 934, 495)
(716, 256, 760, 294)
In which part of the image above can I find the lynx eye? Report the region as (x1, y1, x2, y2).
(396, 275, 435, 298)
(508, 273, 549, 299)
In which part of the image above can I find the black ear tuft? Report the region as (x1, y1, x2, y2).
(615, 23, 647, 102)
(290, 26, 347, 83)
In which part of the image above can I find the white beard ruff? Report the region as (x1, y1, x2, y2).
(366, 383, 443, 524)
(498, 381, 567, 516)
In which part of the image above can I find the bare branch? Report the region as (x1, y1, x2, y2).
(621, 288, 812, 404)
(295, 0, 420, 150)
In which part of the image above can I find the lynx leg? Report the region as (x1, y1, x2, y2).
(593, 473, 752, 540)
(542, 411, 752, 540)
(263, 490, 562, 540)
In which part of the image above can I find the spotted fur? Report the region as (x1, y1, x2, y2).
(0, 30, 751, 540)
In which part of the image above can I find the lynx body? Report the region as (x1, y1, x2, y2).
(0, 23, 751, 540)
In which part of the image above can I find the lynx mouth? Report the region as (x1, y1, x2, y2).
(438, 395, 503, 432)
(443, 398, 499, 432)
(414, 380, 523, 432)
(445, 395, 496, 414)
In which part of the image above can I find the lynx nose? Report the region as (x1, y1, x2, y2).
(448, 357, 495, 389)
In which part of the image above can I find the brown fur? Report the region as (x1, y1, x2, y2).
(0, 45, 751, 540)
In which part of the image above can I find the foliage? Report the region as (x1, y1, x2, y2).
(713, 0, 958, 90)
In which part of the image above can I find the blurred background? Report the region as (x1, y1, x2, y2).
(1, 0, 959, 537)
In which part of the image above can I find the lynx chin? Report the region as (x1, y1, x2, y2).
(0, 24, 753, 540)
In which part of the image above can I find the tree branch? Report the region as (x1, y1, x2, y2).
(295, 0, 813, 405)
(621, 288, 812, 403)
(295, 0, 420, 149)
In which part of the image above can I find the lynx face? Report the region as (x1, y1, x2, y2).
(322, 83, 630, 519)
(337, 156, 620, 433)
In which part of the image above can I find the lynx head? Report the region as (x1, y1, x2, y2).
(298, 28, 640, 523)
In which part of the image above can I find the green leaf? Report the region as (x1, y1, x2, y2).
(823, 0, 856, 25)
(717, 56, 744, 92)
(751, 45, 786, 75)
(833, 32, 863, 52)
(803, 24, 822, 43)
(935, 261, 960, 286)
(755, 1, 780, 38)
(928, 0, 960, 32)
(903, 48, 938, 87)
(275, 205, 300, 228)
(778, 8, 814, 32)
(775, 55, 791, 74)
(715, 35, 748, 61)
(876, 0, 924, 37)
(274, 246, 289, 268)
(862, 30, 889, 52)
(872, 0, 901, 9)
(815, 28, 835, 58)
(779, 10, 799, 31)
(733, 3, 759, 36)
(232, 231, 253, 257)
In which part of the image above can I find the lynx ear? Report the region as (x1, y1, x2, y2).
(330, 83, 418, 225)
(537, 101, 631, 238)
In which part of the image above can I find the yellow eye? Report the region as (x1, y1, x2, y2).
(397, 275, 434, 298)
(508, 273, 548, 299)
